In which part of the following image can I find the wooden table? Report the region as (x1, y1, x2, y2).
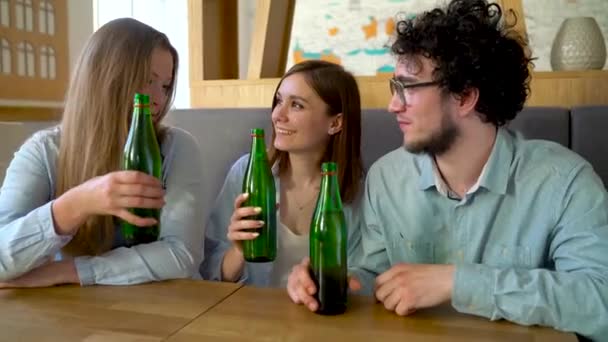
(167, 286, 577, 342)
(0, 280, 241, 341)
(0, 281, 577, 341)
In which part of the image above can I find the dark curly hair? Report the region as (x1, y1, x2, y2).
(391, 0, 533, 126)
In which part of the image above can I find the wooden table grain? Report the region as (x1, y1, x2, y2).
(0, 280, 241, 342)
(166, 286, 578, 342)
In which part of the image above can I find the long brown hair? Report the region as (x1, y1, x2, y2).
(57, 18, 178, 256)
(268, 60, 363, 203)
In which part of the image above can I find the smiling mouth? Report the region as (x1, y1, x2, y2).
(276, 128, 295, 135)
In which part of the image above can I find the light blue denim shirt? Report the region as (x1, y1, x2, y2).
(351, 128, 608, 340)
(0, 126, 205, 285)
(200, 154, 363, 287)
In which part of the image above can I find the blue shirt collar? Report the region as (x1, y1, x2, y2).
(416, 127, 514, 195)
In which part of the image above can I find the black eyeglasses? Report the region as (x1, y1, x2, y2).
(389, 77, 440, 106)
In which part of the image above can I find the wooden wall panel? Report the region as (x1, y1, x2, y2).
(190, 71, 608, 109)
(0, 106, 61, 121)
(0, 0, 69, 102)
(187, 0, 238, 81)
(247, 0, 295, 79)
(528, 71, 608, 107)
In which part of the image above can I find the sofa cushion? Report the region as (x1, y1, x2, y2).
(508, 107, 570, 148)
(570, 106, 608, 188)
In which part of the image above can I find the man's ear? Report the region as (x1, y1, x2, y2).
(328, 113, 343, 135)
(454, 87, 479, 118)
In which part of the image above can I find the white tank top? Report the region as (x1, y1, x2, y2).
(268, 221, 309, 288)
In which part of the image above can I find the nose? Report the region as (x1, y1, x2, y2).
(149, 85, 166, 113)
(271, 103, 287, 123)
(387, 91, 405, 114)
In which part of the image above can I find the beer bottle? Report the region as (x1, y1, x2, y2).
(121, 93, 162, 246)
(241, 128, 277, 262)
(309, 162, 347, 315)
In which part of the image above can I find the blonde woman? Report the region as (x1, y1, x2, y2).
(0, 18, 204, 287)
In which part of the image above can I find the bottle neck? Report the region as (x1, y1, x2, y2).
(316, 171, 342, 212)
(131, 104, 152, 128)
(250, 135, 267, 159)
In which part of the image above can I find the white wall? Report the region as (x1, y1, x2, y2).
(238, 0, 256, 79)
(68, 0, 94, 72)
(94, 0, 190, 109)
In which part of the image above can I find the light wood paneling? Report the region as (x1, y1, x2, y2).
(190, 78, 280, 108)
(187, 0, 238, 81)
(0, 106, 62, 121)
(528, 71, 608, 107)
(247, 0, 295, 79)
(5, 70, 607, 119)
(190, 71, 608, 109)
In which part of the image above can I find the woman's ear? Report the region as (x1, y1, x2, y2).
(328, 113, 343, 135)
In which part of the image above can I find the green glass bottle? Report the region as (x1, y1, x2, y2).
(241, 128, 277, 262)
(309, 162, 348, 315)
(121, 93, 162, 247)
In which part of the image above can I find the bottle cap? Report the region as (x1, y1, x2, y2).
(134, 93, 151, 107)
(321, 162, 337, 175)
(251, 128, 265, 137)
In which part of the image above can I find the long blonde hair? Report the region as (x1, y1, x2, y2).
(58, 18, 178, 256)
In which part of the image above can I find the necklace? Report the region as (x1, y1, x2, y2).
(293, 186, 320, 210)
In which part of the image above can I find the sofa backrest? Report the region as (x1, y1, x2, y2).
(164, 108, 404, 221)
(508, 107, 570, 148)
(164, 108, 271, 218)
(0, 121, 57, 185)
(570, 106, 608, 188)
(166, 106, 601, 223)
(0, 105, 604, 223)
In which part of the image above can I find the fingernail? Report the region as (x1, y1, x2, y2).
(252, 233, 259, 237)
(244, 193, 250, 198)
(254, 207, 262, 213)
(257, 221, 265, 226)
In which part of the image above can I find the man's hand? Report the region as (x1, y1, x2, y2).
(0, 260, 79, 289)
(374, 263, 454, 315)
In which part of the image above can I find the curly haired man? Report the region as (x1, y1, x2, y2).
(287, 1, 608, 340)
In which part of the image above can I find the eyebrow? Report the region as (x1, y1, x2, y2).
(393, 75, 420, 83)
(152, 71, 172, 83)
(276, 92, 310, 104)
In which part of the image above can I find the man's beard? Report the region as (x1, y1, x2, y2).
(404, 108, 460, 156)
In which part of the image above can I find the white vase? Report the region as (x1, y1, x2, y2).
(550, 17, 607, 71)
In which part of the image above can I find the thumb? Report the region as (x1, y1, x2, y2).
(301, 257, 310, 267)
(348, 275, 361, 292)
